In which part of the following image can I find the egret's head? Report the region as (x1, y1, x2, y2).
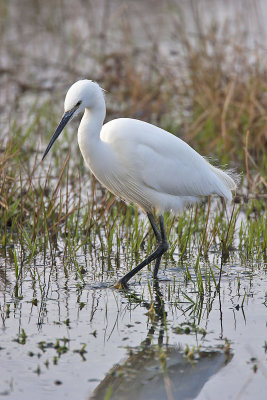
(64, 80, 101, 114)
(42, 80, 103, 160)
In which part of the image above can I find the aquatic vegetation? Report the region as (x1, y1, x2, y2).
(0, 0, 266, 399)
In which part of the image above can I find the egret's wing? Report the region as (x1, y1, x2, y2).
(136, 140, 219, 197)
(102, 118, 234, 201)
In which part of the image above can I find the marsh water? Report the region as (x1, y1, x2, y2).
(1, 236, 266, 399)
(0, 1, 266, 399)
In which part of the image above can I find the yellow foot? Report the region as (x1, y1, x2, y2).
(113, 280, 129, 290)
(145, 302, 156, 319)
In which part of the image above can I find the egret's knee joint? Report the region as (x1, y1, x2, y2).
(161, 241, 168, 253)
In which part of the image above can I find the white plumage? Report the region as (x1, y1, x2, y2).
(43, 79, 237, 287)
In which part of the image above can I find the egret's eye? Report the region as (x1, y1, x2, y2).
(68, 101, 81, 113)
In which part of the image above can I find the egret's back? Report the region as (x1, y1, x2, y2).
(99, 118, 237, 213)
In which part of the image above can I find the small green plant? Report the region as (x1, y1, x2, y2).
(14, 329, 27, 345)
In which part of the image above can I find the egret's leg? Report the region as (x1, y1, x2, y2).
(147, 212, 161, 242)
(153, 215, 167, 278)
(147, 213, 163, 278)
(117, 214, 168, 288)
(153, 257, 161, 278)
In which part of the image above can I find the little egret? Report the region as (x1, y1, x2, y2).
(43, 80, 237, 288)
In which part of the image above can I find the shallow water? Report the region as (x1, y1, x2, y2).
(0, 244, 266, 399)
(0, 1, 266, 399)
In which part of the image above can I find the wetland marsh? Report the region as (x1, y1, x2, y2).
(0, 1, 266, 399)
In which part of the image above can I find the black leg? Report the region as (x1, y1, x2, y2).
(147, 212, 161, 242)
(116, 214, 168, 288)
(153, 256, 162, 279)
(153, 215, 167, 278)
(148, 212, 162, 278)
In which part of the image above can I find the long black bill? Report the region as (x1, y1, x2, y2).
(42, 109, 76, 161)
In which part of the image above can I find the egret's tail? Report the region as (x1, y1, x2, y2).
(209, 164, 239, 201)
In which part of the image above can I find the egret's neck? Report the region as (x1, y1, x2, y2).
(80, 90, 106, 135)
(78, 96, 106, 169)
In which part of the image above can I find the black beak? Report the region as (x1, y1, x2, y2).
(42, 109, 76, 161)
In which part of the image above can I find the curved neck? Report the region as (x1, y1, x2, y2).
(79, 94, 106, 141)
(78, 95, 106, 169)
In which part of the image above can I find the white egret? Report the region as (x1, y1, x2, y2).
(43, 80, 237, 288)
